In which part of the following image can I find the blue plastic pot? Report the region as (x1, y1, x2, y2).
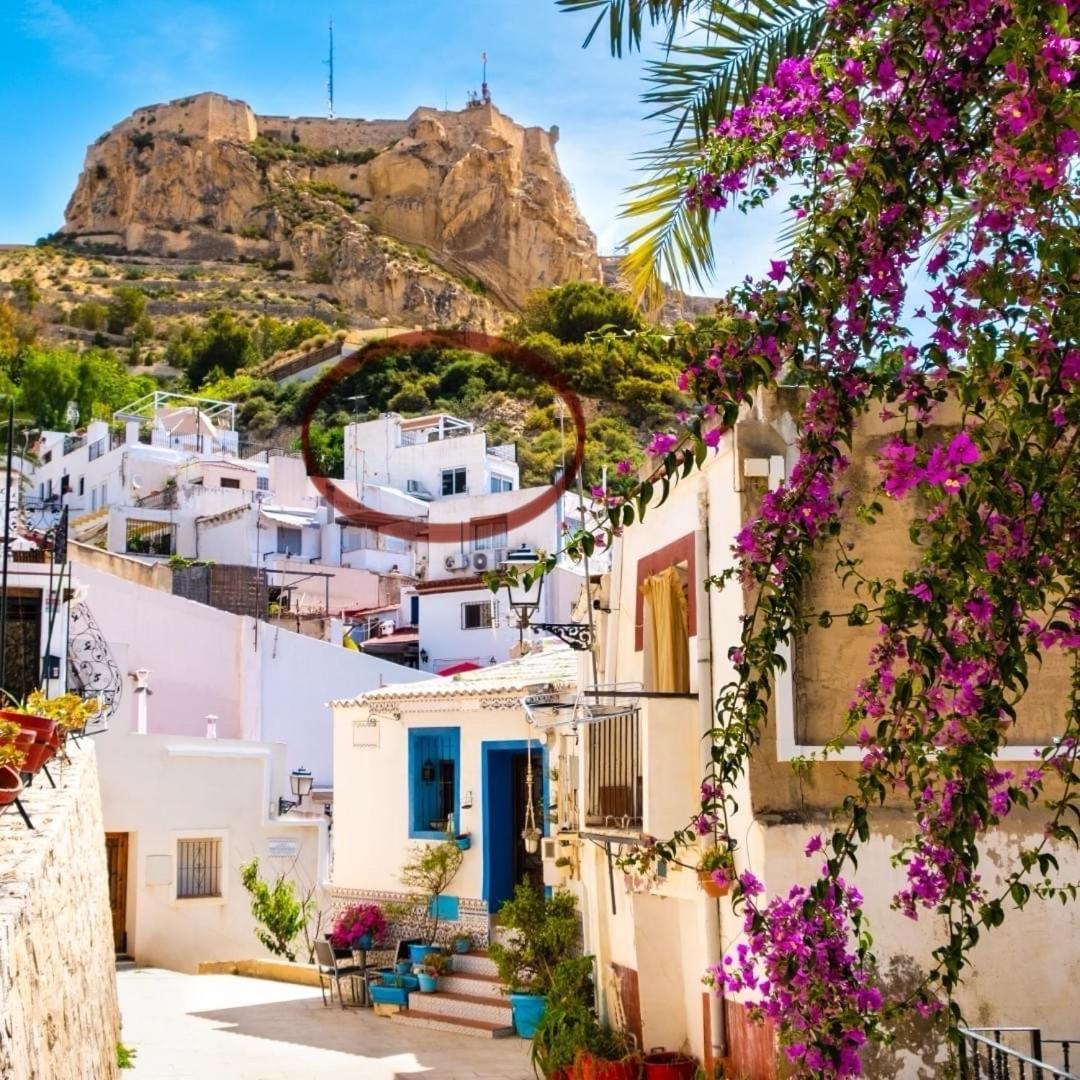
(455, 835, 471, 850)
(394, 960, 411, 975)
(509, 992, 547, 1038)
(369, 983, 410, 1007)
(452, 937, 471, 954)
(356, 932, 374, 949)
(417, 972, 438, 993)
(407, 943, 439, 965)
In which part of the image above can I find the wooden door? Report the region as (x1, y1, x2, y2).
(104, 833, 128, 954)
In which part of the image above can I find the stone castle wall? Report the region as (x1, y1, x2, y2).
(0, 744, 121, 1080)
(94, 92, 257, 155)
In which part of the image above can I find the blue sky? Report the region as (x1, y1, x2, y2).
(0, 0, 784, 294)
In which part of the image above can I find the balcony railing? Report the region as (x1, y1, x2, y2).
(959, 1027, 1079, 1079)
(585, 708, 642, 832)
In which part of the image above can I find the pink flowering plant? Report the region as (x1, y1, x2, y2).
(328, 902, 388, 950)
(542, 0, 1080, 1074)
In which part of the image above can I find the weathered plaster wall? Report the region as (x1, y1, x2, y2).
(0, 744, 120, 1080)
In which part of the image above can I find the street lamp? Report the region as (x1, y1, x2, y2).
(279, 766, 314, 815)
(501, 545, 594, 651)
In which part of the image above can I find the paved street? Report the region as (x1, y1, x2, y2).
(117, 969, 532, 1080)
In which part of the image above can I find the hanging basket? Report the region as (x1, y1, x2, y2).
(522, 827, 542, 855)
(697, 870, 731, 898)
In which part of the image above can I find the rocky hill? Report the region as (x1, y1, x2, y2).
(61, 92, 600, 329)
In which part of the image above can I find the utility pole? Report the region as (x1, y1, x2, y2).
(325, 19, 335, 119)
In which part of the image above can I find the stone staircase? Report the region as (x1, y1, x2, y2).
(390, 950, 515, 1039)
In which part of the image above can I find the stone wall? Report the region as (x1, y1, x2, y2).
(0, 744, 120, 1080)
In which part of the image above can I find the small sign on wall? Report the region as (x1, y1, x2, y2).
(268, 838, 300, 859)
(145, 854, 172, 886)
(353, 719, 379, 747)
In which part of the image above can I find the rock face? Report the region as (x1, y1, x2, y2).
(62, 92, 601, 327)
(0, 745, 121, 1080)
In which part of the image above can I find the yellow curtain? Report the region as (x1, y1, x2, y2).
(640, 566, 689, 692)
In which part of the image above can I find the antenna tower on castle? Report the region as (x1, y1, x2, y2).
(481, 50, 491, 104)
(325, 19, 335, 119)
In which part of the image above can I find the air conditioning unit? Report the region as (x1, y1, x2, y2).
(472, 550, 490, 571)
(406, 479, 433, 501)
(378, 620, 396, 637)
(444, 552, 470, 571)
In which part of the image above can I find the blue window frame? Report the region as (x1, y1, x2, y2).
(409, 727, 461, 839)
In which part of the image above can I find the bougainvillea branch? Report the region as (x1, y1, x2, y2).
(521, 0, 1080, 1074)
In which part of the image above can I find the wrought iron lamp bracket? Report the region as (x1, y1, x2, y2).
(530, 623, 595, 651)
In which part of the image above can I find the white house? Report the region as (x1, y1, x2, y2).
(329, 643, 581, 946)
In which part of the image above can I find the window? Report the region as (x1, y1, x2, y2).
(176, 837, 222, 899)
(462, 599, 497, 630)
(489, 476, 513, 493)
(60, 474, 70, 495)
(409, 727, 460, 838)
(220, 476, 241, 489)
(125, 519, 175, 556)
(256, 476, 269, 491)
(409, 595, 420, 626)
(88, 438, 106, 462)
(441, 467, 467, 496)
(78, 477, 85, 496)
(472, 518, 507, 551)
(277, 526, 302, 556)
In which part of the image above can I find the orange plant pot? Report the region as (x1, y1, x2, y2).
(698, 870, 732, 898)
(575, 1050, 642, 1080)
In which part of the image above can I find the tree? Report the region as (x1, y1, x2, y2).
(187, 309, 258, 388)
(105, 286, 148, 336)
(399, 840, 464, 946)
(18, 349, 79, 429)
(518, 282, 642, 343)
(552, 0, 1080, 1072)
(239, 857, 314, 962)
(560, 0, 826, 299)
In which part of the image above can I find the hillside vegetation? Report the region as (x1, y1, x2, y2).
(0, 246, 694, 488)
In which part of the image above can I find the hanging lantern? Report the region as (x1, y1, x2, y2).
(421, 759, 435, 782)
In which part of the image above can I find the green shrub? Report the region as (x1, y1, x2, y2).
(239, 857, 313, 963)
(488, 885, 580, 995)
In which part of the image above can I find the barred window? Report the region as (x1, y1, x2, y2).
(176, 838, 222, 899)
(462, 599, 497, 630)
(125, 519, 175, 556)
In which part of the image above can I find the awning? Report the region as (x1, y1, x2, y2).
(436, 661, 481, 677)
(260, 509, 318, 528)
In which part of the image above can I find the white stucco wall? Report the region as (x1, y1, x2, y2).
(94, 728, 327, 973)
(74, 561, 426, 786)
(331, 695, 539, 902)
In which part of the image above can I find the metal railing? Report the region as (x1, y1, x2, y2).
(959, 1028, 1079, 1079)
(585, 706, 642, 832)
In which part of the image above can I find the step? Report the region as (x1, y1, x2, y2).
(391, 1008, 514, 1040)
(411, 990, 512, 1025)
(115, 955, 135, 971)
(440, 971, 505, 1000)
(452, 950, 499, 978)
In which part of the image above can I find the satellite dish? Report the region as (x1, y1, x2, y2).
(131, 474, 144, 491)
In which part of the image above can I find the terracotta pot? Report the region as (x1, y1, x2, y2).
(0, 765, 22, 806)
(642, 1050, 697, 1079)
(575, 1050, 642, 1080)
(698, 870, 731, 898)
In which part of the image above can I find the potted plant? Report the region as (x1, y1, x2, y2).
(451, 930, 472, 955)
(328, 902, 387, 951)
(574, 1027, 640, 1080)
(696, 846, 734, 898)
(398, 839, 464, 964)
(454, 833, 472, 851)
(529, 956, 596, 1078)
(489, 884, 581, 1039)
(416, 951, 449, 993)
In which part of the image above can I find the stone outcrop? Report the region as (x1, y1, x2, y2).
(62, 92, 601, 327)
(0, 744, 121, 1080)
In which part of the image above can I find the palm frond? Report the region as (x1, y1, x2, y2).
(555, 0, 704, 56)
(560, 0, 828, 299)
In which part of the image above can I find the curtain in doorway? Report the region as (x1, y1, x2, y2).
(640, 566, 689, 692)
